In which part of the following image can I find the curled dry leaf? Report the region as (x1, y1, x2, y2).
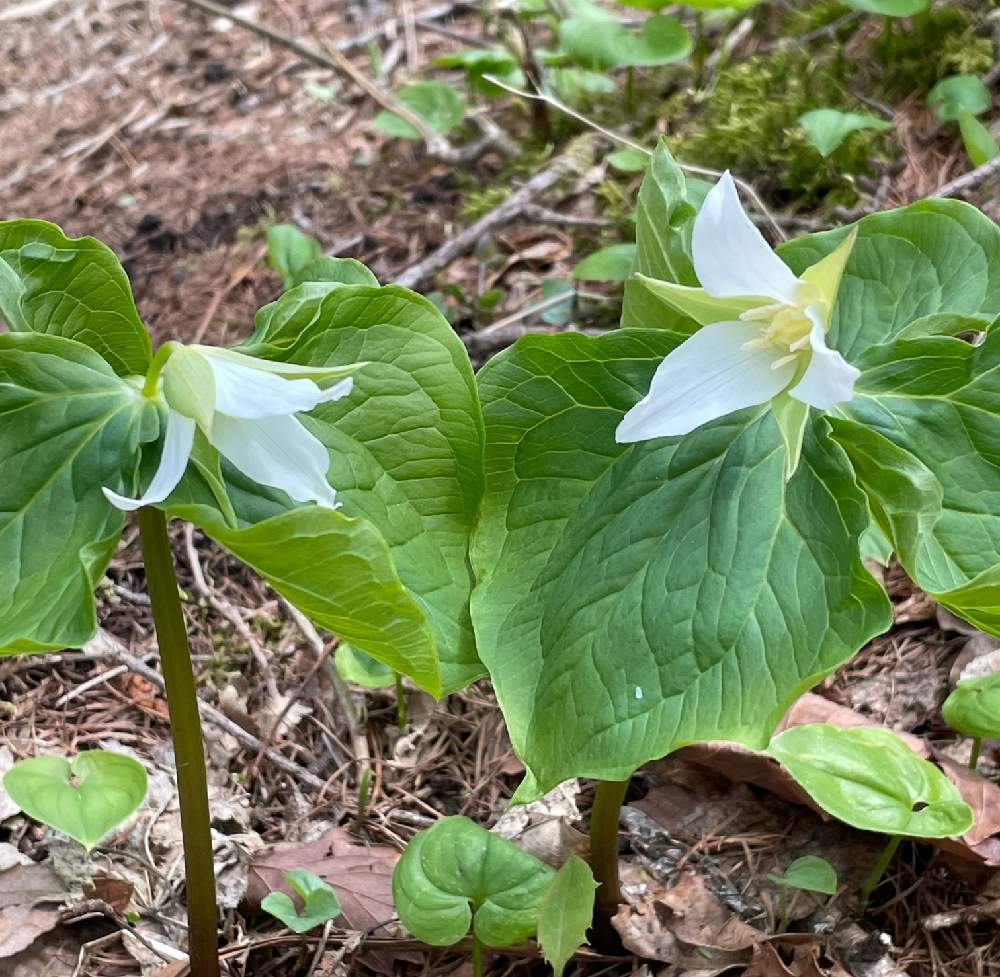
(247, 826, 398, 930)
(492, 779, 588, 868)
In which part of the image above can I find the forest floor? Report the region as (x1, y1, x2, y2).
(1, 0, 1000, 975)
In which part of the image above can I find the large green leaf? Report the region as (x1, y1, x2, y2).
(234, 283, 485, 693)
(0, 220, 151, 377)
(471, 330, 890, 792)
(3, 750, 148, 850)
(168, 503, 441, 695)
(768, 724, 972, 838)
(779, 200, 1000, 361)
(0, 333, 152, 654)
(620, 140, 699, 332)
(392, 816, 554, 947)
(831, 329, 1000, 633)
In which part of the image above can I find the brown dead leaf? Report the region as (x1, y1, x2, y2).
(247, 827, 397, 930)
(612, 903, 679, 962)
(661, 873, 762, 950)
(937, 757, 1000, 847)
(121, 673, 169, 719)
(0, 905, 61, 959)
(82, 874, 134, 913)
(747, 941, 827, 977)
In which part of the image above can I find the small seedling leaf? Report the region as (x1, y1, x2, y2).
(942, 672, 1000, 739)
(391, 816, 554, 947)
(928, 75, 992, 122)
(266, 224, 323, 290)
(371, 82, 466, 139)
(261, 869, 341, 933)
(768, 724, 973, 838)
(957, 108, 1000, 168)
(537, 856, 597, 977)
(842, 0, 928, 14)
(335, 642, 397, 688)
(572, 244, 637, 282)
(799, 108, 891, 157)
(768, 855, 838, 895)
(3, 751, 148, 850)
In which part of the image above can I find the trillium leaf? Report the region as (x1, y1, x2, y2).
(471, 330, 890, 792)
(168, 503, 441, 695)
(238, 282, 486, 693)
(3, 750, 148, 850)
(293, 256, 379, 288)
(266, 224, 323, 290)
(0, 333, 152, 654)
(767, 724, 973, 838)
(769, 855, 838, 896)
(261, 869, 341, 933)
(779, 199, 1000, 361)
(799, 108, 891, 158)
(831, 329, 1000, 634)
(942, 673, 1000, 739)
(537, 856, 597, 977)
(621, 140, 701, 333)
(0, 219, 152, 377)
(391, 816, 555, 947)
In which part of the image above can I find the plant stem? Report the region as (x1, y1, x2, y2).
(395, 672, 408, 728)
(472, 932, 484, 977)
(970, 736, 982, 770)
(859, 835, 901, 911)
(138, 507, 220, 977)
(590, 778, 629, 948)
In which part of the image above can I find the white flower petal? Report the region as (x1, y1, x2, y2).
(615, 320, 797, 441)
(200, 346, 361, 383)
(208, 413, 339, 508)
(209, 357, 335, 419)
(788, 308, 860, 410)
(692, 172, 802, 304)
(102, 410, 195, 511)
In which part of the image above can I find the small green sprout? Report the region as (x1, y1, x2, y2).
(767, 855, 838, 932)
(261, 869, 341, 934)
(942, 671, 1000, 769)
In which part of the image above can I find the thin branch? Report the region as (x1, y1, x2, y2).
(172, 0, 510, 163)
(930, 153, 1000, 198)
(395, 134, 600, 290)
(482, 74, 788, 241)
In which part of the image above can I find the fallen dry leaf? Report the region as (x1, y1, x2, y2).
(660, 873, 762, 950)
(247, 827, 397, 930)
(612, 903, 679, 962)
(0, 905, 61, 959)
(493, 779, 588, 867)
(82, 874, 134, 913)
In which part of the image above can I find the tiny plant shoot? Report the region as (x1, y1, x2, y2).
(767, 855, 838, 933)
(942, 671, 1000, 769)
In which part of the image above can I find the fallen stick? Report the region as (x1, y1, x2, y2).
(395, 134, 599, 290)
(931, 154, 1000, 198)
(89, 629, 327, 790)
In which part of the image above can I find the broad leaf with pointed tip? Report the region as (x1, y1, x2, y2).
(471, 329, 890, 792)
(0, 220, 152, 377)
(537, 856, 597, 977)
(0, 333, 153, 654)
(830, 329, 1000, 634)
(234, 282, 486, 693)
(768, 724, 972, 838)
(768, 855, 838, 895)
(392, 816, 554, 947)
(3, 750, 148, 850)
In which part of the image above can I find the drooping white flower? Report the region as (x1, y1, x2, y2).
(616, 172, 860, 442)
(103, 345, 358, 511)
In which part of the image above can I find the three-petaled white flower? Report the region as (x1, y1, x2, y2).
(616, 171, 860, 442)
(103, 344, 358, 511)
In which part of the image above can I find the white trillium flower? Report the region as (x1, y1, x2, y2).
(103, 345, 358, 511)
(616, 171, 860, 442)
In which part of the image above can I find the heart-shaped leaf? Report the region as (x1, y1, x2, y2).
(392, 816, 555, 947)
(942, 672, 1000, 739)
(537, 856, 597, 977)
(767, 724, 972, 838)
(768, 855, 838, 895)
(928, 75, 991, 122)
(3, 751, 148, 850)
(559, 13, 692, 69)
(261, 869, 341, 933)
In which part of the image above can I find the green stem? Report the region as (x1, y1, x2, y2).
(859, 835, 901, 911)
(354, 765, 372, 833)
(138, 507, 220, 977)
(776, 887, 788, 934)
(590, 778, 629, 948)
(395, 673, 408, 728)
(472, 932, 484, 977)
(142, 341, 177, 397)
(970, 737, 982, 770)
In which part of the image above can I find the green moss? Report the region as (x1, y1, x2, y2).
(665, 50, 886, 208)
